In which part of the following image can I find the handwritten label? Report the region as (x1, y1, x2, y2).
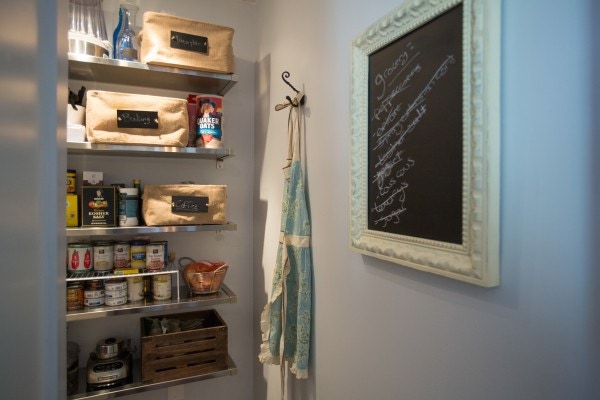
(171, 196, 208, 213)
(117, 110, 159, 129)
(367, 4, 464, 244)
(170, 31, 208, 54)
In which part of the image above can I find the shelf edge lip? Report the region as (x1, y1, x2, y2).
(66, 222, 237, 236)
(68, 53, 239, 82)
(67, 355, 237, 400)
(66, 284, 237, 321)
(66, 141, 234, 158)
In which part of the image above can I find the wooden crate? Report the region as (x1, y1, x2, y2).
(140, 309, 228, 384)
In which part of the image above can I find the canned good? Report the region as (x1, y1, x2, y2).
(152, 274, 172, 301)
(146, 242, 166, 271)
(93, 241, 114, 271)
(113, 241, 130, 269)
(66, 169, 76, 194)
(85, 280, 104, 290)
(84, 289, 105, 299)
(67, 243, 93, 272)
(84, 297, 105, 307)
(84, 280, 105, 300)
(143, 275, 153, 298)
(130, 240, 146, 269)
(104, 279, 127, 291)
(105, 296, 128, 306)
(127, 276, 144, 302)
(105, 288, 127, 299)
(66, 282, 84, 311)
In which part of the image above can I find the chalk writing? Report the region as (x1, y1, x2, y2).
(369, 41, 456, 228)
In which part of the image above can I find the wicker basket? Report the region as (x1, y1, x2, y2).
(179, 257, 228, 294)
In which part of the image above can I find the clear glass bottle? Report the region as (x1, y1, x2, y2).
(115, 2, 139, 61)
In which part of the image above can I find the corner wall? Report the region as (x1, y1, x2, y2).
(254, 0, 600, 399)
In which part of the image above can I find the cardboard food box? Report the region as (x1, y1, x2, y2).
(81, 186, 117, 227)
(142, 184, 227, 226)
(141, 309, 228, 384)
(140, 12, 235, 74)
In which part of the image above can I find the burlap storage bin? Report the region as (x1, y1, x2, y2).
(142, 185, 227, 226)
(140, 12, 235, 74)
(86, 90, 188, 147)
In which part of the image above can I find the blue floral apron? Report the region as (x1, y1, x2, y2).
(259, 91, 312, 398)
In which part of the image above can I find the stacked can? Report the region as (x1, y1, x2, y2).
(113, 241, 131, 269)
(84, 280, 105, 307)
(130, 239, 147, 269)
(126, 276, 144, 302)
(152, 274, 172, 301)
(92, 241, 114, 271)
(67, 242, 93, 273)
(66, 282, 84, 311)
(146, 241, 166, 271)
(104, 279, 128, 306)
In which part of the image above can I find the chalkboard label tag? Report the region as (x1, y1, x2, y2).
(171, 196, 209, 213)
(170, 31, 208, 54)
(117, 110, 159, 129)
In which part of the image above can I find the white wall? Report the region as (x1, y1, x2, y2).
(254, 0, 600, 399)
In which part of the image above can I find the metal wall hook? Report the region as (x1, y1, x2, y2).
(282, 71, 300, 93)
(281, 71, 305, 106)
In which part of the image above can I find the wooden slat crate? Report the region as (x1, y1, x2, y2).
(140, 309, 228, 384)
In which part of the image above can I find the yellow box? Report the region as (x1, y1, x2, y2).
(66, 194, 78, 227)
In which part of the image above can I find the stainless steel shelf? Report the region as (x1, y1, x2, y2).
(66, 222, 237, 237)
(66, 284, 237, 322)
(67, 141, 234, 160)
(68, 53, 238, 95)
(68, 355, 237, 400)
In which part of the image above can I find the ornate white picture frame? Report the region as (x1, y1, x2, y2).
(350, 0, 500, 287)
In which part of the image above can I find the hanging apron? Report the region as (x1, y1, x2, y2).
(259, 92, 312, 399)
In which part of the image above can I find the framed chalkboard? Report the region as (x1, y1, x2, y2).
(350, 0, 501, 287)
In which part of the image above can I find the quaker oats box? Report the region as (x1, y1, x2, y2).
(140, 12, 235, 74)
(81, 186, 117, 227)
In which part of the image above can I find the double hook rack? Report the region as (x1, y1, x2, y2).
(275, 71, 305, 111)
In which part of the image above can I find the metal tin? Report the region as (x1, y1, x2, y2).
(152, 274, 171, 301)
(85, 280, 104, 290)
(66, 282, 84, 311)
(143, 276, 152, 298)
(113, 241, 130, 269)
(105, 296, 128, 307)
(104, 279, 127, 291)
(67, 169, 76, 194)
(67, 242, 93, 272)
(93, 241, 114, 271)
(84, 297, 105, 307)
(84, 289, 105, 299)
(145, 242, 165, 271)
(126, 276, 144, 302)
(84, 280, 105, 306)
(130, 240, 146, 269)
(105, 288, 127, 299)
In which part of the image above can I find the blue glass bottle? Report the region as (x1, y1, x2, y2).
(115, 3, 139, 61)
(112, 6, 123, 59)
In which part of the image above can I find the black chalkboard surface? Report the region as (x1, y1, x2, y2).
(367, 4, 463, 244)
